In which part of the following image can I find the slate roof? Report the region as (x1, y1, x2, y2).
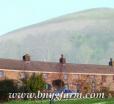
(0, 58, 114, 74)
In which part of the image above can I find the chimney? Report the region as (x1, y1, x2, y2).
(23, 54, 31, 61)
(59, 54, 66, 64)
(109, 58, 113, 66)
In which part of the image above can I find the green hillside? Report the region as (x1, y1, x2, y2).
(0, 8, 114, 64)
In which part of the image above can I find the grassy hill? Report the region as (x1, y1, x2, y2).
(0, 8, 114, 64)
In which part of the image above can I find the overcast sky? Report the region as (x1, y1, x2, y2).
(0, 0, 114, 36)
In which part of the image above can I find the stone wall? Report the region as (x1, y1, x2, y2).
(0, 69, 114, 92)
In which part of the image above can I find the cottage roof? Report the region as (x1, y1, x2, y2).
(0, 58, 114, 74)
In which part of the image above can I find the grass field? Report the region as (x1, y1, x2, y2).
(4, 98, 114, 104)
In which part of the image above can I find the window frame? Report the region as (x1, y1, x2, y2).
(75, 74, 79, 80)
(102, 75, 107, 82)
(43, 73, 48, 79)
(112, 75, 114, 81)
(64, 74, 68, 80)
(20, 72, 26, 79)
(64, 83, 69, 89)
(0, 71, 4, 77)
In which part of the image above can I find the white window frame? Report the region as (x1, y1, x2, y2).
(20, 72, 26, 79)
(0, 71, 4, 77)
(113, 75, 114, 81)
(75, 74, 79, 80)
(43, 73, 48, 79)
(64, 84, 69, 89)
(64, 74, 68, 80)
(102, 75, 107, 82)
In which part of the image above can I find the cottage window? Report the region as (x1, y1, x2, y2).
(102, 76, 106, 82)
(90, 75, 96, 83)
(76, 83, 81, 93)
(43, 73, 48, 79)
(20, 72, 26, 79)
(64, 84, 69, 89)
(90, 75, 95, 79)
(113, 75, 114, 81)
(0, 71, 4, 77)
(75, 74, 79, 80)
(92, 82, 96, 92)
(64, 74, 68, 80)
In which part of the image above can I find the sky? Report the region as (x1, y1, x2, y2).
(0, 0, 114, 36)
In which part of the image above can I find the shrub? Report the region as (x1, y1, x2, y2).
(100, 87, 109, 98)
(20, 73, 45, 93)
(109, 91, 114, 98)
(0, 79, 18, 101)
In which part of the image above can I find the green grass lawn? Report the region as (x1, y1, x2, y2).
(4, 98, 114, 104)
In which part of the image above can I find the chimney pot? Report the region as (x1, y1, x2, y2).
(23, 54, 30, 61)
(109, 58, 113, 66)
(59, 54, 66, 64)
